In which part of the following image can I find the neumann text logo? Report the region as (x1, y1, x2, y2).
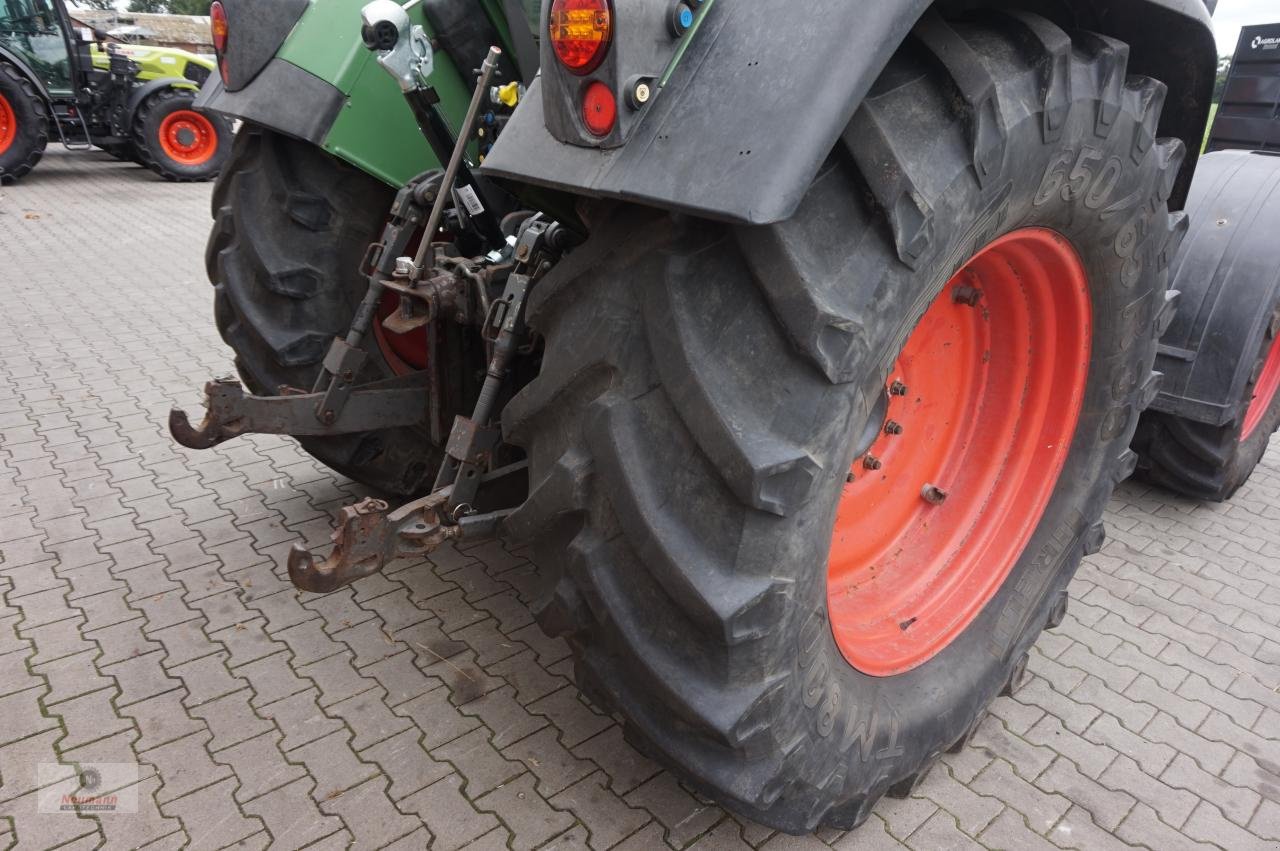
(38, 762, 140, 814)
(1252, 35, 1280, 50)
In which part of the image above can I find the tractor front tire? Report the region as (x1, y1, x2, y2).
(1135, 311, 1280, 501)
(134, 87, 232, 182)
(0, 60, 48, 184)
(505, 12, 1185, 833)
(207, 126, 443, 495)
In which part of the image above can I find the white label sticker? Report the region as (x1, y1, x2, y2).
(456, 184, 485, 216)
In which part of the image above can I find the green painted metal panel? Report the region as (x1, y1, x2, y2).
(271, 0, 515, 187)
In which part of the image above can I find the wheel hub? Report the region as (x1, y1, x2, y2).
(827, 228, 1093, 676)
(158, 109, 217, 166)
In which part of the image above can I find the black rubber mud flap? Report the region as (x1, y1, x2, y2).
(506, 11, 1183, 834)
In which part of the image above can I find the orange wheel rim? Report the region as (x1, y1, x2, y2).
(827, 228, 1093, 676)
(0, 93, 17, 157)
(1241, 333, 1280, 442)
(158, 109, 218, 165)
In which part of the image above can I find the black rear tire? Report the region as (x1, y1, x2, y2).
(133, 87, 232, 182)
(207, 126, 442, 495)
(0, 60, 48, 184)
(1134, 310, 1280, 500)
(505, 12, 1184, 833)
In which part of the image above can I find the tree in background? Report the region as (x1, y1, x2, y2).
(167, 0, 210, 15)
(106, 0, 208, 13)
(1214, 56, 1231, 102)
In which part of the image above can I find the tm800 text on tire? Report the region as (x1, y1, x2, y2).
(504, 11, 1186, 833)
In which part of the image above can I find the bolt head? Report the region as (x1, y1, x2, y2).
(863, 455, 882, 471)
(890, 380, 908, 396)
(921, 483, 948, 505)
(885, 420, 903, 435)
(846, 472, 856, 483)
(634, 81, 651, 104)
(321, 410, 337, 426)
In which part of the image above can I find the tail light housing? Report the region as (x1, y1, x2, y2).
(209, 1, 229, 81)
(549, 0, 612, 75)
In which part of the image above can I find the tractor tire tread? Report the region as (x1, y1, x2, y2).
(509, 12, 1180, 832)
(133, 87, 231, 182)
(0, 59, 49, 184)
(207, 126, 439, 495)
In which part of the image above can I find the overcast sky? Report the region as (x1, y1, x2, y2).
(1213, 0, 1279, 55)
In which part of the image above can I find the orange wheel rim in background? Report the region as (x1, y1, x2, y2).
(158, 110, 217, 165)
(827, 228, 1093, 676)
(0, 93, 17, 156)
(1241, 333, 1280, 442)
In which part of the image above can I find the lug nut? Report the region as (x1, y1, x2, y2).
(890, 380, 908, 396)
(952, 285, 982, 306)
(846, 472, 856, 483)
(863, 455, 882, 471)
(884, 420, 903, 435)
(921, 484, 948, 505)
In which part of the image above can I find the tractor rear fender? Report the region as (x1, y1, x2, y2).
(1151, 150, 1280, 427)
(124, 77, 196, 124)
(479, 0, 1217, 224)
(215, 0, 310, 92)
(0, 45, 53, 109)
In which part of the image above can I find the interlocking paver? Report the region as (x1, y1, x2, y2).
(4, 146, 1279, 849)
(550, 771, 653, 850)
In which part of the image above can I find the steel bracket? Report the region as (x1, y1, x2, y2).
(314, 339, 370, 425)
(169, 373, 428, 450)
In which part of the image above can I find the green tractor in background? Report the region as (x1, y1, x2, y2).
(0, 0, 232, 183)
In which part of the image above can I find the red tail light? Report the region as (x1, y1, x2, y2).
(209, 1, 228, 83)
(549, 0, 612, 76)
(210, 2, 228, 55)
(582, 81, 616, 136)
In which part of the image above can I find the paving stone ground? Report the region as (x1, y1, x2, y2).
(1, 148, 1279, 850)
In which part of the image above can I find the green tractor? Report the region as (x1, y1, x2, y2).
(0, 0, 232, 183)
(179, 0, 1280, 835)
